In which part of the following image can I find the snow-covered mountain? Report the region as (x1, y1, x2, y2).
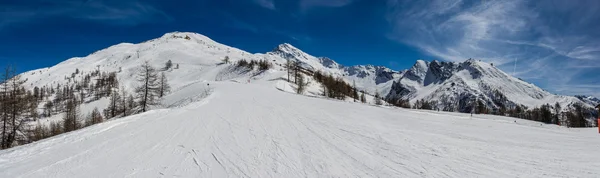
(266, 43, 402, 94)
(385, 59, 592, 112)
(575, 95, 600, 107)
(3, 31, 600, 177)
(18, 31, 592, 115)
(21, 32, 399, 98)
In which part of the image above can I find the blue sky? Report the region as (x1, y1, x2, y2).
(0, 0, 599, 97)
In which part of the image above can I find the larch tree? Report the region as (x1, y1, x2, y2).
(165, 60, 173, 70)
(223, 56, 230, 64)
(126, 94, 136, 114)
(360, 91, 366, 103)
(285, 59, 292, 82)
(62, 96, 81, 133)
(105, 90, 121, 118)
(86, 107, 103, 126)
(1, 65, 28, 149)
(352, 81, 358, 102)
(374, 90, 383, 105)
(135, 61, 160, 113)
(553, 102, 561, 125)
(158, 72, 171, 98)
(119, 87, 129, 117)
(296, 74, 309, 94)
(293, 61, 301, 84)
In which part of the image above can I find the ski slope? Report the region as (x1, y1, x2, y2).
(1, 81, 599, 178)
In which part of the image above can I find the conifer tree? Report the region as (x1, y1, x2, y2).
(285, 59, 292, 82)
(135, 61, 160, 113)
(374, 90, 382, 105)
(120, 87, 129, 117)
(62, 97, 81, 133)
(49, 121, 62, 136)
(105, 91, 121, 118)
(296, 74, 309, 94)
(352, 81, 358, 102)
(43, 101, 53, 117)
(360, 91, 366, 103)
(553, 102, 561, 125)
(86, 107, 103, 127)
(165, 60, 173, 70)
(223, 56, 230, 64)
(1, 65, 27, 149)
(159, 72, 170, 98)
(127, 94, 136, 115)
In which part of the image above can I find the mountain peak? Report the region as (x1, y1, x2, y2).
(268, 43, 314, 62)
(156, 32, 215, 43)
(412, 60, 429, 71)
(272, 43, 302, 53)
(463, 58, 479, 65)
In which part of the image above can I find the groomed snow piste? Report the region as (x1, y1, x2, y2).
(1, 81, 599, 178)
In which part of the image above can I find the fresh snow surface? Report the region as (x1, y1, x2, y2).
(1, 81, 599, 178)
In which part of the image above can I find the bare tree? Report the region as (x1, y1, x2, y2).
(293, 61, 301, 84)
(285, 59, 292, 82)
(1, 65, 27, 149)
(223, 56, 230, 64)
(135, 61, 160, 113)
(374, 89, 383, 105)
(159, 72, 171, 98)
(127, 94, 136, 115)
(105, 90, 121, 118)
(120, 87, 129, 117)
(85, 107, 103, 127)
(43, 101, 53, 117)
(62, 97, 81, 133)
(352, 81, 358, 102)
(553, 102, 561, 125)
(360, 91, 366, 103)
(296, 74, 309, 94)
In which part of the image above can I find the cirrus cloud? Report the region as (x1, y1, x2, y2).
(0, 0, 172, 29)
(386, 0, 600, 97)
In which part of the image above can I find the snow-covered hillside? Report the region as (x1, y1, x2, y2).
(386, 59, 593, 112)
(267, 43, 402, 95)
(2, 31, 600, 177)
(21, 33, 399, 98)
(576, 95, 600, 107)
(2, 81, 599, 177)
(20, 31, 590, 116)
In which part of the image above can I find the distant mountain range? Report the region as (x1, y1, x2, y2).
(19, 32, 598, 113)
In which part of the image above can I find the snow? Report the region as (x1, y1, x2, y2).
(388, 59, 592, 111)
(4, 31, 600, 177)
(1, 81, 599, 177)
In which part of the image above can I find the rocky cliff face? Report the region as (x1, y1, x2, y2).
(386, 59, 591, 113)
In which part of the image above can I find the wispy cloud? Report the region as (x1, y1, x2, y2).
(253, 0, 276, 10)
(0, 0, 172, 29)
(386, 0, 600, 97)
(299, 0, 355, 11)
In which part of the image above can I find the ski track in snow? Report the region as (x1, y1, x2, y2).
(1, 81, 599, 178)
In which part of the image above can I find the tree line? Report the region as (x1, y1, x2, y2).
(286, 60, 386, 105)
(1, 60, 171, 149)
(387, 93, 596, 128)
